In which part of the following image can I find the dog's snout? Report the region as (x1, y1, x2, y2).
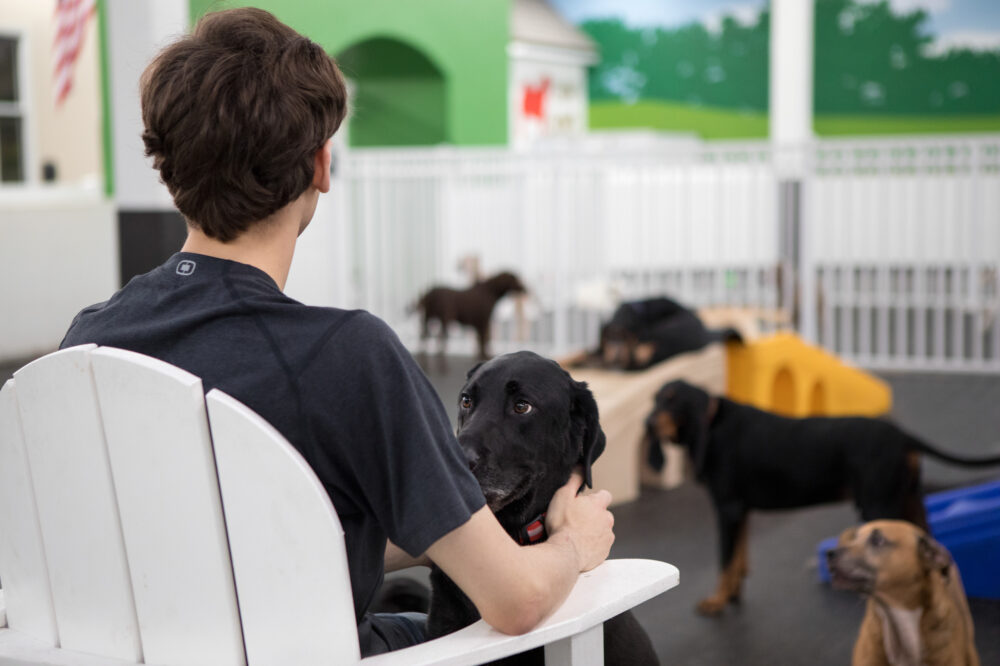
(464, 447, 481, 472)
(826, 547, 842, 566)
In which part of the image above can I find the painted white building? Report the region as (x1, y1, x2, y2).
(0, 1, 115, 364)
(0, 0, 102, 186)
(508, 0, 597, 148)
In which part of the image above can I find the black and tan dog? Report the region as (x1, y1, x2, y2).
(644, 379, 1000, 616)
(416, 271, 527, 361)
(827, 520, 980, 666)
(427, 351, 658, 666)
(595, 297, 741, 371)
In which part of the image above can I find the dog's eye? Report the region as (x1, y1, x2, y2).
(460, 394, 473, 410)
(868, 529, 886, 548)
(513, 400, 532, 414)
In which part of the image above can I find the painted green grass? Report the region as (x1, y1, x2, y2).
(589, 101, 1000, 139)
(589, 101, 768, 139)
(814, 115, 1000, 136)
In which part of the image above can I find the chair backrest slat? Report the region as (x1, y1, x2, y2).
(90, 348, 246, 666)
(206, 389, 361, 666)
(12, 345, 142, 662)
(0, 380, 58, 645)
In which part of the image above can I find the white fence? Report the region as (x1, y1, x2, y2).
(329, 135, 1000, 372)
(807, 136, 1000, 372)
(334, 142, 781, 358)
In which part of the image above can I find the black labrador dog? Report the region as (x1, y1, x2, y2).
(428, 351, 658, 666)
(596, 297, 741, 370)
(644, 379, 1000, 617)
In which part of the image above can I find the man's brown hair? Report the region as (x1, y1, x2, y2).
(140, 8, 348, 241)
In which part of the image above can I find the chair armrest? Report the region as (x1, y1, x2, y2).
(0, 627, 140, 666)
(362, 559, 678, 666)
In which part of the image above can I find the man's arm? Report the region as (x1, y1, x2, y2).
(426, 470, 614, 636)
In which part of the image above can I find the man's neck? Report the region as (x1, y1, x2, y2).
(180, 200, 308, 291)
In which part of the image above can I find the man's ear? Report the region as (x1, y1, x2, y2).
(571, 380, 606, 488)
(312, 139, 332, 193)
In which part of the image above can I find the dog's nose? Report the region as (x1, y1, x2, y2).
(826, 548, 840, 565)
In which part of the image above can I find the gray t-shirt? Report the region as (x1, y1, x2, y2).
(62, 252, 485, 656)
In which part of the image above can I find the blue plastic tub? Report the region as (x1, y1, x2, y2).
(817, 479, 1000, 599)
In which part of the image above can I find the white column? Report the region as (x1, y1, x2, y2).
(769, 0, 814, 176)
(769, 0, 815, 339)
(105, 0, 187, 210)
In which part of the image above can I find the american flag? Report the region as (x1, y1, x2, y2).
(52, 0, 96, 106)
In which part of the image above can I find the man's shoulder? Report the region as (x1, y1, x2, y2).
(296, 309, 405, 363)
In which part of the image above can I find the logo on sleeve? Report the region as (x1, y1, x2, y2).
(176, 260, 197, 276)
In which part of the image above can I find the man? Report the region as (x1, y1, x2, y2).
(61, 8, 614, 656)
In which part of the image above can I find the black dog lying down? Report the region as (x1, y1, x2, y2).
(428, 351, 658, 666)
(596, 297, 741, 370)
(644, 379, 1000, 617)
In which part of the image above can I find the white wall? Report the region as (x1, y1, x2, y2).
(0, 187, 117, 362)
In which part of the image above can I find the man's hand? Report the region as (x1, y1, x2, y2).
(544, 468, 614, 572)
(425, 470, 615, 635)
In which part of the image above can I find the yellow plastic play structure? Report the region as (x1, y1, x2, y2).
(726, 332, 891, 418)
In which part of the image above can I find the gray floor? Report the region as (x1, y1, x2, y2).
(416, 355, 1000, 666)
(3, 354, 998, 664)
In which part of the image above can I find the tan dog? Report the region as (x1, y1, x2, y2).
(827, 520, 980, 666)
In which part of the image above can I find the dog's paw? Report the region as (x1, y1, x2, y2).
(695, 597, 728, 616)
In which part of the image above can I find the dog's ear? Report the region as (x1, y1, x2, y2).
(465, 361, 484, 380)
(571, 379, 606, 488)
(684, 386, 713, 480)
(917, 534, 953, 577)
(644, 413, 665, 472)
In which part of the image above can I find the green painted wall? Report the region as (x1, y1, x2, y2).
(189, 0, 509, 146)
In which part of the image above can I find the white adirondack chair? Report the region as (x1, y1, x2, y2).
(0, 345, 678, 666)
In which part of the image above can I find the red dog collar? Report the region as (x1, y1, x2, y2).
(517, 512, 547, 545)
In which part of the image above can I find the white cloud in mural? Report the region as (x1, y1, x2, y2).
(923, 30, 1000, 56)
(548, 0, 767, 31)
(858, 0, 952, 14)
(702, 4, 762, 34)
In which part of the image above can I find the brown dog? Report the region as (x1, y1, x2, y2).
(416, 271, 526, 360)
(827, 520, 980, 666)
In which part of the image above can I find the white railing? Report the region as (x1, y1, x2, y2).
(806, 135, 1000, 372)
(335, 143, 782, 358)
(328, 134, 1000, 371)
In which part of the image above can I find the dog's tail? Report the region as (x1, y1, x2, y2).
(910, 439, 1000, 466)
